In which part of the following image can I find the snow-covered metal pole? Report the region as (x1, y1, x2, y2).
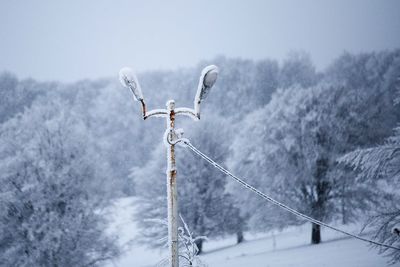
(119, 65, 218, 267)
(166, 100, 179, 267)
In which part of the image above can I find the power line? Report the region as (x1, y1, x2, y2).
(181, 140, 400, 251)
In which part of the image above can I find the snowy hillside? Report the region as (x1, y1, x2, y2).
(106, 198, 396, 267)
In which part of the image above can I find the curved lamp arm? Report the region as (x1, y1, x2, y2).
(175, 107, 198, 121)
(144, 106, 168, 119)
(119, 65, 218, 121)
(120, 67, 168, 120)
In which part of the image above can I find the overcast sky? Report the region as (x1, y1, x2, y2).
(0, 0, 399, 82)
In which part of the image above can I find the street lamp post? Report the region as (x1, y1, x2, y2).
(119, 65, 219, 267)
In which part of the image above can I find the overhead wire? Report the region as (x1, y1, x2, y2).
(181, 139, 400, 251)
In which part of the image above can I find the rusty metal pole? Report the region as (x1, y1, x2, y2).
(166, 100, 179, 267)
(119, 65, 218, 267)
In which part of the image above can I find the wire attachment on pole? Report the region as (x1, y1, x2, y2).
(164, 127, 190, 147)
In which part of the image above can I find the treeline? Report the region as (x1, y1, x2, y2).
(0, 50, 399, 265)
(132, 50, 400, 260)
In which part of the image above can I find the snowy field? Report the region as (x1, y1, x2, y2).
(106, 198, 398, 267)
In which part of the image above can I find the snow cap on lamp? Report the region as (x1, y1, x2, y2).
(119, 67, 144, 101)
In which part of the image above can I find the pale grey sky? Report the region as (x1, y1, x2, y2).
(0, 0, 399, 82)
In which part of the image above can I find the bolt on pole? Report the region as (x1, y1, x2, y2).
(119, 65, 219, 267)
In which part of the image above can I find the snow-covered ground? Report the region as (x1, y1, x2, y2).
(106, 198, 398, 267)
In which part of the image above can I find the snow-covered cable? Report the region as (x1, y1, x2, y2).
(182, 140, 400, 251)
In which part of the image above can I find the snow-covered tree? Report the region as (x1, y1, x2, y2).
(340, 126, 400, 263)
(228, 50, 400, 244)
(82, 81, 163, 195)
(198, 57, 280, 120)
(229, 84, 395, 243)
(279, 51, 318, 89)
(0, 72, 47, 124)
(0, 99, 118, 266)
(325, 50, 400, 223)
(340, 79, 400, 263)
(229, 85, 343, 243)
(253, 59, 280, 106)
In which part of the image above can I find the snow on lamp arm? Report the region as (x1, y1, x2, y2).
(119, 65, 218, 121)
(119, 67, 151, 119)
(119, 67, 170, 120)
(118, 65, 218, 267)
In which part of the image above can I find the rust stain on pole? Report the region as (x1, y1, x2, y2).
(169, 108, 177, 186)
(167, 100, 179, 267)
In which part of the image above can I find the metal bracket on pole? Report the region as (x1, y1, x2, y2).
(164, 127, 189, 147)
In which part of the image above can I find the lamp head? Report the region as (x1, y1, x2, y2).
(119, 67, 144, 101)
(196, 65, 219, 103)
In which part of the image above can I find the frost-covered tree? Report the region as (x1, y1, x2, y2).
(340, 91, 400, 264)
(83, 81, 162, 195)
(229, 83, 396, 244)
(229, 86, 343, 243)
(0, 99, 118, 266)
(324, 50, 400, 145)
(324, 50, 400, 223)
(279, 51, 318, 89)
(340, 127, 400, 263)
(200, 57, 280, 119)
(133, 116, 243, 253)
(228, 50, 400, 244)
(253, 59, 280, 106)
(0, 72, 47, 124)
